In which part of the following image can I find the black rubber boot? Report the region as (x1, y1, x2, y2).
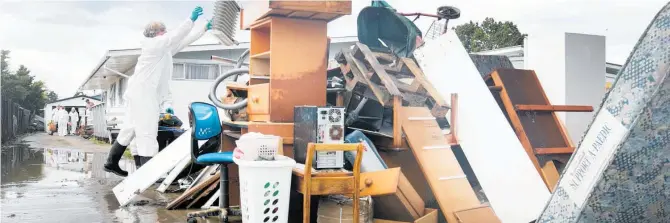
(138, 156, 153, 168)
(103, 142, 129, 177)
(133, 155, 141, 168)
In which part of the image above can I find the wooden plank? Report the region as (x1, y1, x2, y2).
(355, 43, 403, 96)
(309, 13, 343, 21)
(448, 94, 459, 145)
(343, 51, 392, 106)
(269, 17, 328, 122)
(287, 11, 317, 19)
(167, 172, 221, 210)
(313, 143, 360, 152)
(515, 104, 594, 112)
(535, 147, 575, 155)
(400, 107, 480, 223)
(414, 33, 550, 223)
(186, 179, 219, 209)
(269, 1, 352, 15)
(453, 206, 501, 223)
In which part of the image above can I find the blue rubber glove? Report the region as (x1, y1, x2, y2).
(190, 6, 203, 22)
(206, 20, 212, 30)
(166, 108, 174, 115)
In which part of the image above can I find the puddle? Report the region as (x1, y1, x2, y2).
(0, 145, 195, 223)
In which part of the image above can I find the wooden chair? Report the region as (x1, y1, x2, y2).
(293, 143, 364, 223)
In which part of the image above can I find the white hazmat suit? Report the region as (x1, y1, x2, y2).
(115, 19, 208, 157)
(57, 108, 69, 137)
(69, 109, 79, 135)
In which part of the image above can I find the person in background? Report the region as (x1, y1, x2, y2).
(69, 108, 79, 135)
(57, 106, 69, 137)
(103, 6, 213, 176)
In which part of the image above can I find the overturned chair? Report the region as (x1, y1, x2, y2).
(186, 102, 241, 222)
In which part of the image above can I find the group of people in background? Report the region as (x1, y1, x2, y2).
(51, 106, 80, 137)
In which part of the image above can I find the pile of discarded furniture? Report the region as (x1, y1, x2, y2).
(108, 1, 670, 223)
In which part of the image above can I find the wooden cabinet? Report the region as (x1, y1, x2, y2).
(248, 16, 329, 122)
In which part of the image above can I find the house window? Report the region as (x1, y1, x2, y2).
(172, 63, 222, 80)
(118, 78, 127, 105)
(186, 64, 220, 80)
(109, 83, 117, 107)
(173, 63, 185, 79)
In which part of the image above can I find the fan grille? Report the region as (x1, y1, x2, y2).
(212, 0, 241, 46)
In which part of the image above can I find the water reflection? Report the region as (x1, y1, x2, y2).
(1, 145, 199, 223)
(1, 143, 44, 184)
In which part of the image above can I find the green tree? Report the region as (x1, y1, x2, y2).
(1, 50, 58, 114)
(46, 91, 59, 103)
(453, 17, 526, 53)
(1, 50, 10, 75)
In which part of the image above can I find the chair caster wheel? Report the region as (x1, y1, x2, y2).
(187, 217, 198, 223)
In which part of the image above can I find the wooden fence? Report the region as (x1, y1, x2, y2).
(1, 99, 34, 143)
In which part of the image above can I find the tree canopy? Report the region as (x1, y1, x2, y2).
(453, 17, 526, 53)
(1, 50, 59, 114)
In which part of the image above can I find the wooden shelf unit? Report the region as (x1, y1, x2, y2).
(247, 16, 328, 122)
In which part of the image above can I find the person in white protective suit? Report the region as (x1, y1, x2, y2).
(103, 6, 212, 176)
(69, 109, 79, 135)
(57, 106, 69, 137)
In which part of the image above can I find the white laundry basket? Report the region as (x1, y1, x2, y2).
(236, 133, 280, 161)
(234, 155, 296, 223)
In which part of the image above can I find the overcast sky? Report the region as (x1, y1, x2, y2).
(0, 0, 667, 98)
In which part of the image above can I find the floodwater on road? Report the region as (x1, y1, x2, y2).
(0, 139, 194, 223)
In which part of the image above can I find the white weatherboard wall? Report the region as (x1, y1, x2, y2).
(525, 32, 605, 144)
(168, 79, 230, 128)
(414, 32, 550, 223)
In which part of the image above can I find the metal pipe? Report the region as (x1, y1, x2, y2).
(103, 65, 130, 78)
(397, 12, 441, 18)
(211, 55, 249, 66)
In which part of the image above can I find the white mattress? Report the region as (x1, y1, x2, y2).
(413, 32, 550, 223)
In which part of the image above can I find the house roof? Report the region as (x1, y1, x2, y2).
(78, 36, 359, 91)
(46, 95, 101, 105)
(472, 45, 524, 57)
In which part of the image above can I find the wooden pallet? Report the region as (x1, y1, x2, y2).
(485, 68, 593, 191)
(337, 43, 450, 119)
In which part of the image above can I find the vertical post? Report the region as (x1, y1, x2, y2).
(450, 93, 458, 144)
(220, 165, 230, 211)
(393, 96, 402, 147)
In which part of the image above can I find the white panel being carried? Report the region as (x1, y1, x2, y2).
(113, 129, 192, 206)
(413, 31, 550, 223)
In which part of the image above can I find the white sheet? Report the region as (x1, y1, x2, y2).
(413, 32, 550, 223)
(113, 129, 192, 206)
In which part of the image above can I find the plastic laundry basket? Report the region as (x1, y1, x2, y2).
(234, 155, 296, 223)
(236, 133, 280, 161)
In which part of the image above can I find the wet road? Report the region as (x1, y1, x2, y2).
(0, 134, 195, 223)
